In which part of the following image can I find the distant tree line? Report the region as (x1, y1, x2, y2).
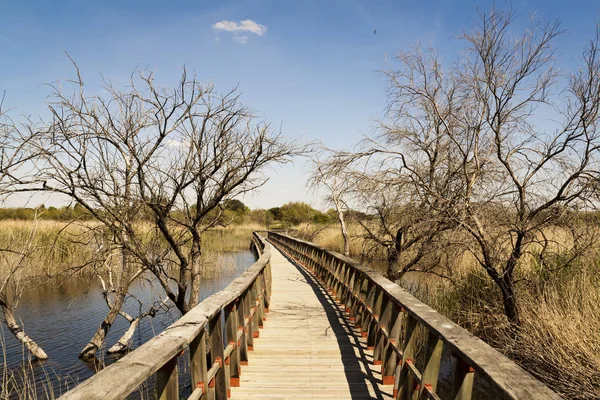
(0, 203, 92, 221)
(0, 200, 349, 227)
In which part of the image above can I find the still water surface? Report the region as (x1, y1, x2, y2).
(1, 250, 256, 397)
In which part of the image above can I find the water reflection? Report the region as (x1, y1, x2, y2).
(0, 250, 256, 398)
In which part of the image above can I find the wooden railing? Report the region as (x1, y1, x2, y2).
(267, 231, 561, 400)
(60, 232, 271, 400)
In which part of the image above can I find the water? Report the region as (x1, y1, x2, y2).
(0, 250, 257, 398)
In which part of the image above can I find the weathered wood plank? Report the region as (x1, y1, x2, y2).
(156, 356, 178, 400)
(190, 329, 208, 395)
(209, 312, 227, 400)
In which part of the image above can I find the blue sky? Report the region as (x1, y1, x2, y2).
(1, 0, 600, 209)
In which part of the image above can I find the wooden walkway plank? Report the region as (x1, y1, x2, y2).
(231, 243, 394, 400)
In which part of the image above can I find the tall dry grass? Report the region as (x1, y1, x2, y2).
(0, 220, 262, 279)
(0, 220, 98, 279)
(302, 221, 600, 399)
(293, 222, 390, 271)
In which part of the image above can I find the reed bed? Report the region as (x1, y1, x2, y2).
(0, 220, 260, 279)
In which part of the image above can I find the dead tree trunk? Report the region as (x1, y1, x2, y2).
(337, 208, 350, 257)
(500, 275, 520, 326)
(1, 304, 48, 360)
(386, 229, 403, 281)
(186, 234, 202, 312)
(107, 317, 139, 354)
(106, 295, 167, 354)
(79, 290, 127, 359)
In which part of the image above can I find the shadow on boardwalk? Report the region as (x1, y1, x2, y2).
(285, 253, 393, 400)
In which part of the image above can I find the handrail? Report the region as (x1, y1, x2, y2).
(267, 231, 561, 400)
(60, 232, 271, 400)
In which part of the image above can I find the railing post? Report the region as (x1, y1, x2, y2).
(251, 282, 261, 338)
(156, 356, 179, 400)
(344, 268, 356, 318)
(419, 331, 444, 398)
(333, 260, 344, 303)
(361, 284, 375, 338)
(396, 313, 418, 400)
(339, 263, 349, 307)
(238, 291, 249, 364)
(190, 328, 208, 397)
(257, 273, 266, 328)
(372, 292, 388, 362)
(265, 261, 272, 312)
(367, 288, 383, 351)
(382, 305, 402, 387)
(225, 301, 241, 393)
(354, 276, 368, 329)
(244, 288, 254, 351)
(209, 312, 227, 400)
(452, 356, 475, 400)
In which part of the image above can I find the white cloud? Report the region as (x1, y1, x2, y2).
(233, 35, 248, 44)
(212, 19, 268, 42)
(166, 139, 189, 148)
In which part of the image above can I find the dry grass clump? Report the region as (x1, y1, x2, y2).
(293, 222, 387, 269)
(198, 224, 262, 277)
(511, 264, 600, 399)
(202, 223, 263, 253)
(1, 325, 60, 400)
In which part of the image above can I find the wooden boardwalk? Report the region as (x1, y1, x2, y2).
(231, 242, 393, 399)
(60, 232, 561, 400)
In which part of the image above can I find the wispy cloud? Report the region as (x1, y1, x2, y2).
(212, 19, 267, 44)
(232, 35, 249, 44)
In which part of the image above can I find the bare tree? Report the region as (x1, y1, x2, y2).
(446, 9, 600, 324)
(319, 8, 600, 326)
(319, 45, 462, 281)
(367, 8, 600, 324)
(16, 63, 303, 357)
(309, 149, 353, 256)
(349, 174, 453, 281)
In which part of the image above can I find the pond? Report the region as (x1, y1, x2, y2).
(0, 250, 257, 398)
